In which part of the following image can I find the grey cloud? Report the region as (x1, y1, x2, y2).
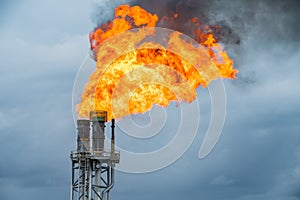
(91, 0, 133, 26)
(0, 2, 87, 199)
(110, 1, 300, 198)
(209, 175, 235, 186)
(1, 0, 300, 200)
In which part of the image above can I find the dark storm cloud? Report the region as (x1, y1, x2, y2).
(204, 0, 300, 85)
(107, 1, 300, 199)
(113, 58, 300, 199)
(130, 0, 300, 73)
(0, 1, 90, 199)
(0, 63, 77, 197)
(1, 0, 299, 200)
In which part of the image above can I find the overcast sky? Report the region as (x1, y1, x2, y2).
(0, 0, 300, 200)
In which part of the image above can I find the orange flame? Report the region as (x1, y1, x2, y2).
(89, 5, 158, 50)
(78, 5, 238, 120)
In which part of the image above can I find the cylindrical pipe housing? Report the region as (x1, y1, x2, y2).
(91, 111, 107, 151)
(111, 119, 115, 153)
(77, 119, 90, 152)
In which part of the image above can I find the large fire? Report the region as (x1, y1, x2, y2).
(77, 5, 238, 120)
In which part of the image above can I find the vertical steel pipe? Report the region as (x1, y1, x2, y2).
(77, 120, 90, 152)
(91, 111, 107, 151)
(111, 119, 115, 153)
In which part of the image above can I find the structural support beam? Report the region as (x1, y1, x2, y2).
(70, 115, 119, 200)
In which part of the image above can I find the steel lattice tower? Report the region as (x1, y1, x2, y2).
(70, 111, 120, 200)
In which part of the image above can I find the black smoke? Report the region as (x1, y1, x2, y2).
(92, 0, 300, 84)
(130, 0, 300, 44)
(130, 0, 241, 46)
